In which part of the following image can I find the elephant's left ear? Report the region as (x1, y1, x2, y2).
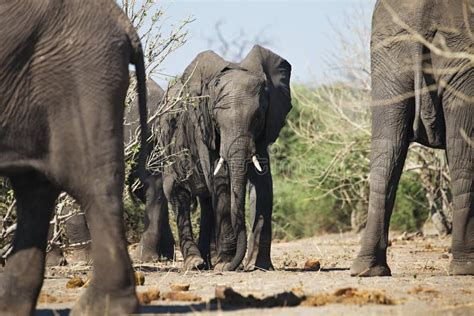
(241, 45, 292, 144)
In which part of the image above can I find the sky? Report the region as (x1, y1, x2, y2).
(149, 0, 376, 87)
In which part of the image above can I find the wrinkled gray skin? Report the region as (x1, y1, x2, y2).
(351, 0, 474, 277)
(0, 1, 148, 315)
(148, 45, 292, 271)
(46, 79, 175, 265)
(126, 79, 176, 261)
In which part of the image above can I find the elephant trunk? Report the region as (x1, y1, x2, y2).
(223, 145, 249, 271)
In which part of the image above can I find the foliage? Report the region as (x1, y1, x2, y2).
(271, 81, 435, 240)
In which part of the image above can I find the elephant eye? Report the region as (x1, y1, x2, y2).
(253, 112, 264, 131)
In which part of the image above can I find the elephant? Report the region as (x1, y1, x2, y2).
(0, 1, 148, 315)
(351, 0, 473, 277)
(44, 78, 175, 266)
(134, 45, 292, 271)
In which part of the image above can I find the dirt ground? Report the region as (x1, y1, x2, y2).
(36, 231, 474, 315)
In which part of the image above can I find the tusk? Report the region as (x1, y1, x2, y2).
(213, 157, 225, 176)
(252, 155, 263, 172)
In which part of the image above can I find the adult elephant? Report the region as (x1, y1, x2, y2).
(351, 0, 473, 277)
(139, 45, 292, 271)
(0, 1, 148, 315)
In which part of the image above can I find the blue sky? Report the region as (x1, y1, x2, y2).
(152, 0, 376, 86)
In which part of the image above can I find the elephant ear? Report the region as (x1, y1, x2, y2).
(181, 50, 230, 151)
(182, 50, 230, 96)
(240, 45, 292, 144)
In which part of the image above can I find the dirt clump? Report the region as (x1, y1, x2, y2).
(408, 287, 440, 296)
(65, 276, 85, 289)
(170, 283, 190, 291)
(303, 287, 395, 306)
(304, 259, 321, 271)
(137, 287, 161, 304)
(161, 291, 202, 302)
(212, 286, 303, 307)
(38, 292, 76, 304)
(135, 271, 145, 286)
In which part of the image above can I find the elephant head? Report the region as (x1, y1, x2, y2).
(181, 45, 292, 270)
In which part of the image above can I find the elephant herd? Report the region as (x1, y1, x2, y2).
(0, 0, 472, 315)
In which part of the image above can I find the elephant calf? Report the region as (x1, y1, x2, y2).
(135, 45, 292, 271)
(351, 0, 473, 277)
(0, 1, 148, 315)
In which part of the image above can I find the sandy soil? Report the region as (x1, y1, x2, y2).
(35, 231, 474, 315)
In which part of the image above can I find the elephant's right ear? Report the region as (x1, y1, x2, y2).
(182, 50, 229, 96)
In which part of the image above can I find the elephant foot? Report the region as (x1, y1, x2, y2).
(70, 284, 138, 316)
(244, 259, 274, 272)
(0, 278, 35, 316)
(131, 245, 174, 263)
(159, 246, 175, 261)
(68, 244, 92, 264)
(0, 301, 33, 316)
(46, 246, 67, 267)
(350, 257, 391, 277)
(213, 259, 244, 272)
(0, 293, 35, 316)
(183, 255, 205, 271)
(131, 245, 160, 263)
(449, 260, 474, 275)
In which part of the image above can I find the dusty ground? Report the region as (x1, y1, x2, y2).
(36, 231, 474, 315)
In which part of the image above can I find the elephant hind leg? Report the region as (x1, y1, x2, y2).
(350, 103, 412, 277)
(0, 172, 59, 316)
(69, 165, 138, 315)
(445, 99, 474, 275)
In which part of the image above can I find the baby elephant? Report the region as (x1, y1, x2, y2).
(136, 45, 292, 271)
(0, 1, 148, 315)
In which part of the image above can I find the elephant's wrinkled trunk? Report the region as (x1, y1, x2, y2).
(223, 144, 249, 271)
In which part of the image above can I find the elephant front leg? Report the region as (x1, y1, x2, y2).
(170, 188, 204, 270)
(212, 172, 237, 271)
(445, 100, 474, 275)
(350, 104, 411, 277)
(245, 153, 274, 271)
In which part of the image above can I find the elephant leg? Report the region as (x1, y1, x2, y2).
(71, 166, 137, 315)
(63, 205, 92, 264)
(0, 172, 59, 316)
(445, 98, 474, 275)
(212, 173, 236, 271)
(45, 220, 67, 267)
(197, 196, 213, 268)
(136, 175, 175, 262)
(158, 200, 175, 260)
(170, 188, 204, 270)
(245, 152, 274, 271)
(351, 102, 411, 277)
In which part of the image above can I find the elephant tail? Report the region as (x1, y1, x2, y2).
(128, 33, 149, 184)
